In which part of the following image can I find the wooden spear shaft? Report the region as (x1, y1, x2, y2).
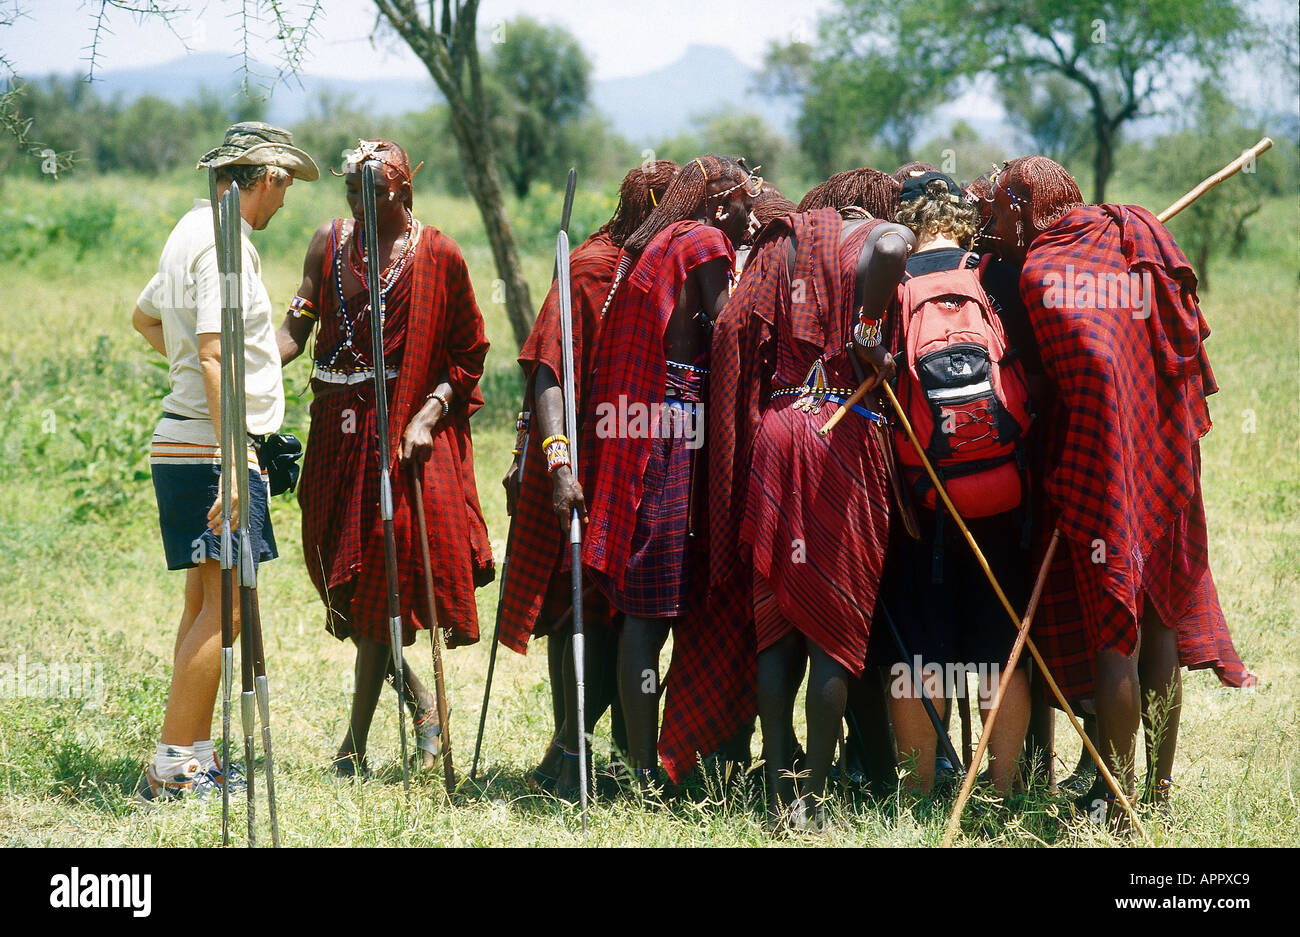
(941, 528, 1060, 847)
(1158, 137, 1273, 223)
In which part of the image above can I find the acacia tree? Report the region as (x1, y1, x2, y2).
(1, 0, 538, 345)
(771, 0, 1256, 200)
(486, 15, 591, 200)
(375, 1, 532, 346)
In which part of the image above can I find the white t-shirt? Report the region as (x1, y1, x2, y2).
(137, 199, 284, 444)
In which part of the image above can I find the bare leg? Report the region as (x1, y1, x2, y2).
(888, 665, 946, 795)
(558, 623, 616, 796)
(1138, 605, 1181, 802)
(1094, 643, 1141, 821)
(757, 630, 806, 822)
(617, 615, 671, 774)
(161, 560, 239, 746)
(802, 643, 849, 809)
(336, 635, 391, 764)
(845, 669, 897, 792)
(979, 666, 1030, 795)
(1025, 666, 1056, 786)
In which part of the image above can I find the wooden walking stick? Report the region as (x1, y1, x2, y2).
(1158, 138, 1273, 223)
(408, 461, 456, 795)
(881, 380, 1148, 842)
(471, 168, 578, 782)
(942, 528, 1061, 847)
(817, 377, 876, 437)
(361, 160, 410, 795)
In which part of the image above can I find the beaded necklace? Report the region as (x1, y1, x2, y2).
(320, 214, 418, 372)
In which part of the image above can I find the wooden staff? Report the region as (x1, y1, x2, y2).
(881, 381, 1149, 842)
(817, 378, 877, 437)
(1157, 138, 1272, 223)
(408, 461, 456, 795)
(941, 528, 1061, 847)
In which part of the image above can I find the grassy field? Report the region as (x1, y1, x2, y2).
(0, 169, 1296, 847)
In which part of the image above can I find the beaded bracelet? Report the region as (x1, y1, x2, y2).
(542, 434, 571, 474)
(854, 318, 883, 348)
(512, 410, 530, 457)
(289, 295, 317, 320)
(426, 389, 451, 414)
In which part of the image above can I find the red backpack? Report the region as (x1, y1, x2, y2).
(893, 254, 1031, 520)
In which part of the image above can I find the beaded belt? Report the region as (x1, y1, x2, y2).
(770, 386, 886, 425)
(312, 365, 400, 385)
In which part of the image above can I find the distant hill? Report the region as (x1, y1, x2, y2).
(61, 45, 799, 143)
(78, 52, 436, 125)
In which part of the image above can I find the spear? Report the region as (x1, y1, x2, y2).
(361, 159, 409, 796)
(471, 168, 578, 781)
(556, 216, 590, 832)
(207, 169, 235, 847)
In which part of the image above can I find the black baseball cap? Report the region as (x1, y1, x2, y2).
(899, 170, 963, 203)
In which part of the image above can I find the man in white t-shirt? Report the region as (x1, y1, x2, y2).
(131, 122, 318, 801)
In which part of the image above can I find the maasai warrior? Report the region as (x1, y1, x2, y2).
(278, 139, 494, 776)
(986, 155, 1253, 820)
(967, 165, 1070, 784)
(582, 155, 756, 789)
(882, 171, 1036, 795)
(710, 205, 913, 827)
(132, 122, 317, 799)
(798, 167, 902, 222)
(499, 160, 679, 797)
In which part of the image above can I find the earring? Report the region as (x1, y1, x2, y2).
(1015, 219, 1024, 247)
(715, 206, 729, 221)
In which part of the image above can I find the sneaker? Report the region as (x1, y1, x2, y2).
(209, 754, 248, 794)
(139, 760, 216, 803)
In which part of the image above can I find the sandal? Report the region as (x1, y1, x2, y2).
(414, 709, 442, 771)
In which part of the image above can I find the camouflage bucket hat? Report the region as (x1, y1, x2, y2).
(197, 121, 319, 181)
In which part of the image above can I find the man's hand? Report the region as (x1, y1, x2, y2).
(551, 466, 587, 530)
(206, 479, 240, 534)
(854, 343, 896, 391)
(401, 398, 445, 463)
(502, 456, 523, 516)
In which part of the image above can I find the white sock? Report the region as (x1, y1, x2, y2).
(154, 743, 198, 778)
(193, 740, 215, 772)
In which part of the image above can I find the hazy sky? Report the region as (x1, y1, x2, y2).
(4, 0, 832, 81)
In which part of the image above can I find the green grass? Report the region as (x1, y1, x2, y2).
(0, 172, 1296, 847)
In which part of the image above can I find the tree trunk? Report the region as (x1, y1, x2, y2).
(372, 0, 534, 350)
(447, 105, 534, 348)
(1092, 123, 1113, 204)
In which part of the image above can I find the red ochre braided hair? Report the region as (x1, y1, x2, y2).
(997, 155, 1084, 234)
(599, 160, 680, 249)
(622, 154, 748, 255)
(798, 167, 901, 221)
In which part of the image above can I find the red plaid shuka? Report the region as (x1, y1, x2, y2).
(1022, 204, 1252, 700)
(580, 219, 734, 783)
(713, 210, 891, 676)
(497, 231, 621, 654)
(581, 220, 734, 587)
(299, 220, 494, 648)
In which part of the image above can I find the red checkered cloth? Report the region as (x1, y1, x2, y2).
(1022, 204, 1251, 699)
(299, 220, 493, 648)
(498, 231, 621, 654)
(588, 376, 703, 618)
(581, 220, 733, 588)
(580, 219, 734, 783)
(734, 212, 891, 675)
(660, 211, 891, 782)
